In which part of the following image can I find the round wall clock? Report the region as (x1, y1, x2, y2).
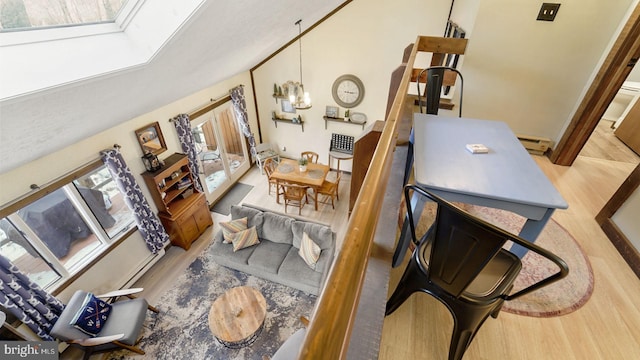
(332, 74, 365, 108)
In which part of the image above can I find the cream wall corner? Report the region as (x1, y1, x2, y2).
(252, 0, 452, 172)
(451, 0, 636, 144)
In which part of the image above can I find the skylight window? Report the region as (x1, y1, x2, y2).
(0, 0, 128, 32)
(0, 0, 205, 100)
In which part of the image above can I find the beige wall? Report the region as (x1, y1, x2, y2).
(450, 0, 636, 144)
(252, 0, 452, 171)
(253, 0, 638, 164)
(0, 71, 256, 204)
(0, 71, 257, 297)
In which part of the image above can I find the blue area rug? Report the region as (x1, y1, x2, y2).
(108, 244, 316, 359)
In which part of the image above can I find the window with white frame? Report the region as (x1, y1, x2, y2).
(0, 0, 130, 32)
(0, 162, 135, 291)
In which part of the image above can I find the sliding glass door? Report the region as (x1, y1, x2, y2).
(191, 101, 249, 197)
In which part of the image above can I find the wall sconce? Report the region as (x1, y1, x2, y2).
(142, 152, 162, 172)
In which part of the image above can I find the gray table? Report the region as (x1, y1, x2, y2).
(394, 114, 568, 266)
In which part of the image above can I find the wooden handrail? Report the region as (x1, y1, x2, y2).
(298, 35, 467, 359)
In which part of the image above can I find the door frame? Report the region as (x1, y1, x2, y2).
(551, 3, 640, 166)
(595, 163, 640, 278)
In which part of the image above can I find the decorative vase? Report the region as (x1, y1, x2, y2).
(299, 165, 307, 172)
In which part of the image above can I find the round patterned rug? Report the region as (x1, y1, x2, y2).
(108, 246, 315, 359)
(399, 201, 594, 318)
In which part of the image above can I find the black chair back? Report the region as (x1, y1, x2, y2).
(416, 66, 464, 117)
(425, 67, 445, 115)
(390, 184, 569, 360)
(404, 184, 568, 301)
(423, 194, 512, 298)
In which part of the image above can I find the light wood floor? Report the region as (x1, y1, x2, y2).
(380, 120, 640, 360)
(77, 120, 640, 360)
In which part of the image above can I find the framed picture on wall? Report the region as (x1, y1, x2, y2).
(325, 106, 339, 118)
(281, 99, 296, 114)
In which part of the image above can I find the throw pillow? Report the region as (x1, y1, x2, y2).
(231, 226, 260, 252)
(299, 232, 321, 269)
(70, 293, 112, 336)
(220, 217, 248, 244)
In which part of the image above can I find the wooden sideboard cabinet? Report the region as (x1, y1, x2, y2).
(142, 153, 213, 250)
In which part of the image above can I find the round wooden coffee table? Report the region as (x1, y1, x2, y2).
(208, 286, 267, 348)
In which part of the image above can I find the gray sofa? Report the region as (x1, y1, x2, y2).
(210, 204, 336, 295)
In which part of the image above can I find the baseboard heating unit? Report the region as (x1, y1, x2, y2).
(517, 134, 552, 155)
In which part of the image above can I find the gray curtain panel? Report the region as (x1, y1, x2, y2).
(0, 255, 64, 341)
(101, 148, 168, 254)
(172, 113, 205, 193)
(230, 85, 257, 158)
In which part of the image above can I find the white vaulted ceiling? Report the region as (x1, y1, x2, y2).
(0, 0, 346, 174)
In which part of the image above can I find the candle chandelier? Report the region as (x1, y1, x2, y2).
(289, 19, 311, 110)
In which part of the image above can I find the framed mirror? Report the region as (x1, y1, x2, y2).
(135, 122, 167, 155)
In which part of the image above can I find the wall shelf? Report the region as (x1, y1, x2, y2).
(323, 116, 367, 130)
(272, 117, 304, 132)
(272, 94, 287, 103)
(273, 94, 312, 110)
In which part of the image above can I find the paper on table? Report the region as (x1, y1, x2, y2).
(465, 144, 489, 154)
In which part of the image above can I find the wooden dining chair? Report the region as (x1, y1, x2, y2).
(281, 182, 309, 215)
(301, 151, 319, 164)
(317, 172, 341, 209)
(263, 158, 281, 198)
